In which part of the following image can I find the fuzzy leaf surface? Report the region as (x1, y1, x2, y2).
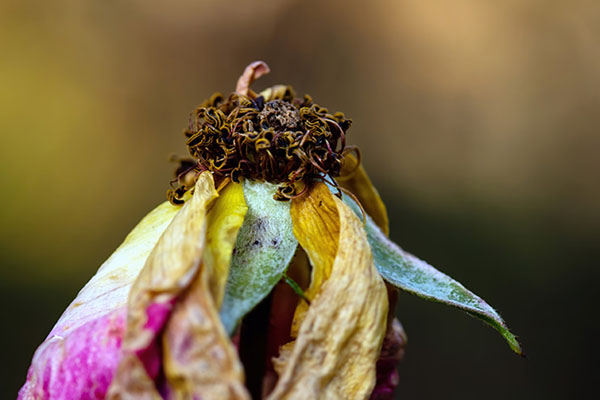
(219, 180, 298, 335)
(340, 192, 522, 355)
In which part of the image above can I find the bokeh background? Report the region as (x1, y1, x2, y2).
(1, 0, 598, 398)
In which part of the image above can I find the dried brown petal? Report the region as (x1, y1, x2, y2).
(162, 271, 249, 400)
(107, 172, 248, 399)
(268, 183, 388, 400)
(161, 180, 249, 399)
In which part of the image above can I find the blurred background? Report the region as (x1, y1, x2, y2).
(1, 0, 598, 398)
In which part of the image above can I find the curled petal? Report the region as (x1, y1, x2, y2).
(162, 274, 250, 400)
(204, 182, 249, 307)
(337, 153, 389, 235)
(334, 159, 404, 395)
(162, 181, 250, 399)
(107, 172, 220, 397)
(236, 61, 270, 97)
(288, 185, 339, 338)
(259, 85, 292, 102)
(269, 183, 388, 400)
(18, 201, 183, 400)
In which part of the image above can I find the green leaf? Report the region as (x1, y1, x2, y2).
(340, 192, 522, 355)
(219, 180, 298, 335)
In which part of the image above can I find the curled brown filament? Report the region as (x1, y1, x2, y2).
(168, 85, 353, 204)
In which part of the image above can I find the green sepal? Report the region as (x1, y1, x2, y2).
(339, 190, 522, 355)
(219, 180, 298, 335)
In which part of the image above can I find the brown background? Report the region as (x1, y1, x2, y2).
(1, 1, 598, 398)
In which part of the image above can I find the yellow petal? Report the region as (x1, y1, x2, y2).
(269, 183, 388, 400)
(259, 85, 292, 102)
(108, 171, 220, 397)
(338, 153, 389, 235)
(288, 183, 339, 338)
(161, 181, 250, 399)
(204, 181, 248, 307)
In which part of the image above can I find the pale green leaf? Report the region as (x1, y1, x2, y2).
(219, 180, 298, 335)
(340, 192, 522, 355)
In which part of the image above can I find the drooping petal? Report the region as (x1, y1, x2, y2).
(161, 278, 250, 400)
(161, 181, 250, 399)
(236, 61, 270, 97)
(335, 162, 406, 398)
(204, 181, 249, 307)
(287, 185, 339, 338)
(341, 193, 522, 355)
(18, 201, 183, 400)
(337, 153, 389, 235)
(107, 171, 220, 397)
(219, 180, 298, 335)
(268, 182, 388, 400)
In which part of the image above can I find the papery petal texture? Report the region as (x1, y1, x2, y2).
(161, 181, 250, 400)
(333, 162, 406, 399)
(108, 172, 249, 399)
(268, 183, 388, 400)
(18, 201, 182, 400)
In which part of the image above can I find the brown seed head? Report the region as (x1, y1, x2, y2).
(167, 64, 353, 204)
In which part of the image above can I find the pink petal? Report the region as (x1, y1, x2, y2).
(370, 318, 407, 400)
(19, 201, 181, 399)
(18, 308, 126, 400)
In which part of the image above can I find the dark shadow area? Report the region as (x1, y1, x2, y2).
(381, 187, 598, 399)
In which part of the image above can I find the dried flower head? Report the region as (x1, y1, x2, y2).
(19, 61, 520, 400)
(168, 63, 352, 203)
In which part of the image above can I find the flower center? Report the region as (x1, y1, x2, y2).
(168, 87, 352, 204)
(258, 99, 300, 131)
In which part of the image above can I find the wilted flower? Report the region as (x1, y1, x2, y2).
(19, 61, 520, 400)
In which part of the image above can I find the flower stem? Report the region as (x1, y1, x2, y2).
(282, 273, 310, 304)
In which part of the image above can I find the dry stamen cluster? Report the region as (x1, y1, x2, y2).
(167, 87, 352, 204)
